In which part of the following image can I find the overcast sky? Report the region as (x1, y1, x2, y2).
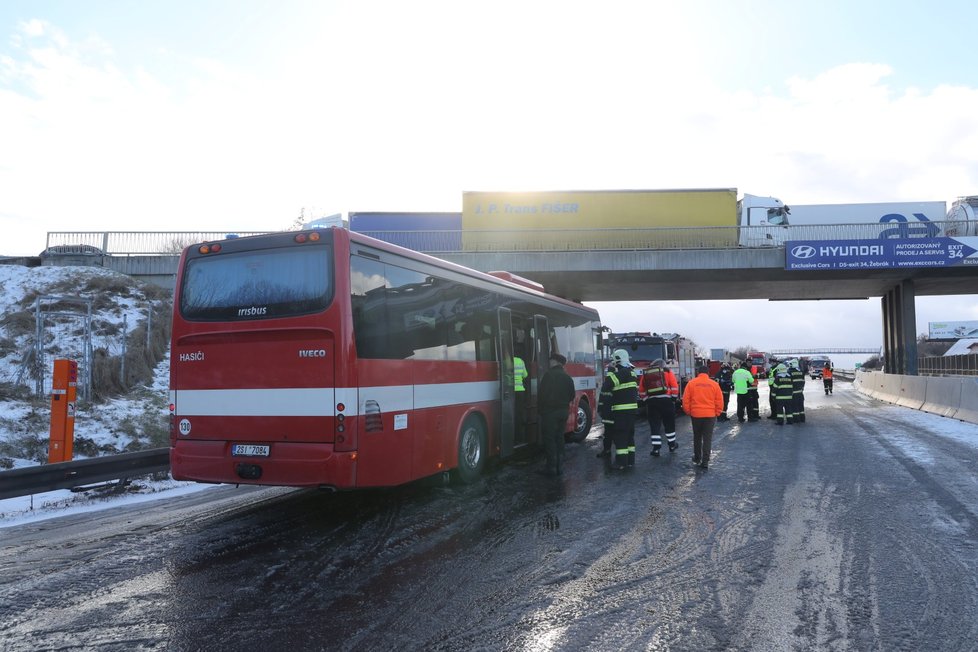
(2, 1, 976, 358)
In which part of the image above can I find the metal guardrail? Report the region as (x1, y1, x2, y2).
(43, 232, 271, 256)
(919, 353, 978, 377)
(770, 348, 880, 355)
(0, 448, 170, 501)
(44, 221, 971, 255)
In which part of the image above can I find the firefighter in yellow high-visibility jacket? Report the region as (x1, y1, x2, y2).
(600, 349, 639, 470)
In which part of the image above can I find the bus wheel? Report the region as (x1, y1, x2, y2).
(454, 417, 486, 484)
(567, 400, 592, 443)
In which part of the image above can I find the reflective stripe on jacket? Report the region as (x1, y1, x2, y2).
(602, 367, 639, 412)
(514, 356, 528, 392)
(639, 367, 679, 400)
(790, 368, 804, 394)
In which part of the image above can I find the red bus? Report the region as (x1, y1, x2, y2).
(169, 227, 604, 489)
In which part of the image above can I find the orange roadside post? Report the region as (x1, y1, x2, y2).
(48, 359, 78, 463)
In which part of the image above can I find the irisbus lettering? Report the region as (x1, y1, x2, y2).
(237, 306, 268, 317)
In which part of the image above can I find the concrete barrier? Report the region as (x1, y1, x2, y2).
(921, 376, 964, 418)
(855, 371, 978, 426)
(854, 371, 885, 401)
(955, 377, 978, 424)
(895, 375, 928, 410)
(879, 374, 904, 404)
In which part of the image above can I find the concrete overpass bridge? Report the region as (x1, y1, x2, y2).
(38, 225, 978, 376)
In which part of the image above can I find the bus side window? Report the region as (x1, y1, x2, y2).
(351, 256, 390, 359)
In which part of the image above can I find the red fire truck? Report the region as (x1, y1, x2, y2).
(606, 332, 697, 398)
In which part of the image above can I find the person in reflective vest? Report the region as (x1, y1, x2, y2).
(731, 362, 755, 423)
(822, 364, 833, 395)
(771, 363, 795, 425)
(514, 354, 528, 442)
(789, 359, 806, 423)
(601, 349, 639, 470)
(640, 358, 679, 456)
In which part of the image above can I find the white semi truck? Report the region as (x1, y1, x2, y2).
(761, 199, 948, 246)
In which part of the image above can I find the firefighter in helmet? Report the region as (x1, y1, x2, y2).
(600, 349, 639, 470)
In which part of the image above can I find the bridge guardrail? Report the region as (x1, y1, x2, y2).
(45, 221, 970, 255)
(0, 448, 170, 501)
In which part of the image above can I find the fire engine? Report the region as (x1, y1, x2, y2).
(746, 351, 770, 377)
(607, 332, 697, 397)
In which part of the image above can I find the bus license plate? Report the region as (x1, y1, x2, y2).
(231, 444, 270, 457)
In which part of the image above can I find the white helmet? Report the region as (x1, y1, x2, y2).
(612, 349, 632, 367)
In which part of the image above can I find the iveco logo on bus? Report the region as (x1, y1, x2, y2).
(299, 349, 327, 358)
(179, 351, 204, 362)
(791, 245, 817, 259)
(238, 306, 268, 317)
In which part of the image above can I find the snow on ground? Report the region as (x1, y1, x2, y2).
(0, 263, 214, 527)
(0, 265, 171, 465)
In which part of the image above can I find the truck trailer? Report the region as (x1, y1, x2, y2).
(461, 189, 788, 250)
(776, 200, 947, 244)
(946, 196, 978, 237)
(348, 212, 462, 251)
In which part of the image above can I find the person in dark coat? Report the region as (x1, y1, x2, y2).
(716, 362, 733, 421)
(537, 353, 577, 476)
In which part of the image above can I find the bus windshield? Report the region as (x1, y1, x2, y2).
(180, 244, 333, 321)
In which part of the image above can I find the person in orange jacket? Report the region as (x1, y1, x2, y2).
(682, 365, 724, 470)
(822, 364, 833, 395)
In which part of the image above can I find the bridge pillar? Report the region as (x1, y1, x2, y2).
(882, 280, 917, 375)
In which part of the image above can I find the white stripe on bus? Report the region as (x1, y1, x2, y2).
(173, 381, 498, 417)
(174, 388, 336, 417)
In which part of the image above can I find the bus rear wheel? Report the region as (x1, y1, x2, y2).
(567, 399, 592, 443)
(454, 417, 486, 484)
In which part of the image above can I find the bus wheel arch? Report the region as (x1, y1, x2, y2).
(567, 397, 592, 443)
(453, 413, 487, 484)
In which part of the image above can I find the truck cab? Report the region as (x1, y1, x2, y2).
(808, 356, 832, 379)
(738, 194, 790, 247)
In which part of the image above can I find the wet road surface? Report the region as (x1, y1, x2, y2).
(2, 381, 978, 651)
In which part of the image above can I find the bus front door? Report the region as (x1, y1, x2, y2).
(530, 314, 552, 443)
(497, 308, 515, 459)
